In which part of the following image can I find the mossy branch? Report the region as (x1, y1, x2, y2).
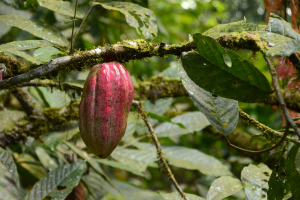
(16, 77, 300, 113)
(0, 34, 264, 90)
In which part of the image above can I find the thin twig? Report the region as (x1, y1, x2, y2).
(225, 123, 290, 154)
(72, 5, 94, 45)
(132, 100, 188, 200)
(69, 0, 79, 54)
(264, 55, 300, 139)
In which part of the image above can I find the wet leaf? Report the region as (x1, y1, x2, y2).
(0, 15, 69, 46)
(154, 112, 210, 137)
(33, 46, 60, 63)
(241, 163, 271, 200)
(207, 176, 243, 200)
(181, 34, 272, 102)
(24, 161, 85, 200)
(38, 0, 85, 18)
(0, 40, 52, 52)
(94, 2, 157, 40)
(178, 60, 238, 136)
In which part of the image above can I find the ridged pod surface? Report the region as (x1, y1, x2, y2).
(79, 62, 134, 158)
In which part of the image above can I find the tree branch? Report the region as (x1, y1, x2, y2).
(132, 100, 188, 200)
(18, 77, 300, 113)
(0, 34, 265, 90)
(264, 55, 300, 139)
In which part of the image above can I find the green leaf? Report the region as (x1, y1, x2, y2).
(0, 164, 20, 200)
(93, 158, 144, 177)
(147, 112, 186, 129)
(182, 34, 272, 102)
(0, 15, 69, 46)
(154, 112, 210, 137)
(111, 180, 164, 200)
(178, 59, 239, 136)
(94, 1, 157, 40)
(264, 14, 300, 57)
(241, 163, 272, 200)
(266, 40, 300, 57)
(64, 142, 112, 184)
(33, 46, 60, 63)
(0, 147, 20, 188)
(206, 176, 243, 200)
(34, 87, 71, 108)
(38, 0, 85, 19)
(35, 147, 58, 170)
(160, 192, 205, 200)
(24, 161, 85, 200)
(0, 40, 52, 52)
(266, 13, 300, 42)
(41, 126, 79, 151)
(15, 153, 46, 180)
(267, 171, 285, 200)
(203, 20, 266, 38)
(111, 147, 157, 173)
(161, 145, 232, 177)
(0, 109, 26, 131)
(286, 145, 300, 199)
(5, 50, 41, 64)
(82, 171, 120, 199)
(136, 98, 173, 134)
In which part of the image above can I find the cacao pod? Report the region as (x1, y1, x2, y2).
(79, 62, 134, 158)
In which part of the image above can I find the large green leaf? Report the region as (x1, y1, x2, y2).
(241, 163, 272, 200)
(206, 176, 243, 200)
(0, 15, 68, 46)
(33, 46, 61, 63)
(0, 40, 52, 52)
(0, 164, 20, 200)
(64, 142, 111, 182)
(111, 180, 164, 200)
(93, 158, 144, 177)
(178, 58, 238, 136)
(4, 50, 41, 64)
(94, 1, 157, 40)
(154, 112, 210, 137)
(267, 171, 285, 200)
(38, 0, 85, 19)
(160, 192, 205, 200)
(0, 147, 20, 188)
(24, 161, 85, 200)
(286, 145, 300, 199)
(41, 126, 79, 151)
(134, 143, 232, 177)
(82, 171, 120, 199)
(265, 14, 300, 56)
(111, 147, 157, 173)
(181, 34, 272, 102)
(266, 13, 300, 42)
(203, 20, 266, 38)
(162, 146, 232, 177)
(35, 147, 58, 170)
(203, 14, 300, 57)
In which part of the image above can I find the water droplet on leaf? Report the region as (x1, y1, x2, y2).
(223, 54, 232, 67)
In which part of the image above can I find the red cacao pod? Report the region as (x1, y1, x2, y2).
(79, 62, 134, 158)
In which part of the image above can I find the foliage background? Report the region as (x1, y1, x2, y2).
(0, 0, 298, 199)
